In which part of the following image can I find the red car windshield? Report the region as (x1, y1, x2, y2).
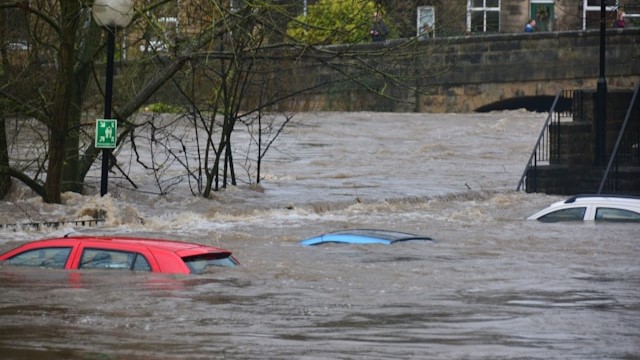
(183, 253, 238, 274)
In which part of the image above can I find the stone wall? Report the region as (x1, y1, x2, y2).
(282, 28, 640, 113)
(147, 29, 640, 114)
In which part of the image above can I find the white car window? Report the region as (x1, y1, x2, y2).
(538, 207, 586, 222)
(595, 207, 640, 222)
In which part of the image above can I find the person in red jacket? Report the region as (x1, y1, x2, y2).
(612, 10, 626, 28)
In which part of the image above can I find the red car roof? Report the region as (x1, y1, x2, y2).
(40, 236, 229, 253)
(74, 236, 229, 254)
(88, 236, 199, 248)
(0, 236, 236, 274)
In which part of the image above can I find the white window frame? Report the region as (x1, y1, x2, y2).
(417, 6, 436, 37)
(467, 0, 501, 33)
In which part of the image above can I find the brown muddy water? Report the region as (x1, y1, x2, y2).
(0, 112, 638, 359)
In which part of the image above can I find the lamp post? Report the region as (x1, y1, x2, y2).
(595, 0, 608, 166)
(92, 0, 134, 196)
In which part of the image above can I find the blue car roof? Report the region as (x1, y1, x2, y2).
(300, 229, 433, 246)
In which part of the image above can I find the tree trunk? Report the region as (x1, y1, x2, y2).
(61, 23, 103, 194)
(0, 9, 11, 198)
(45, 0, 81, 203)
(0, 117, 11, 198)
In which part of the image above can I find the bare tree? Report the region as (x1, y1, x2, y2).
(1, 0, 450, 202)
(0, 0, 199, 202)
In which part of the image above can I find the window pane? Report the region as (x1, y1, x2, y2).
(183, 254, 238, 274)
(539, 207, 586, 222)
(470, 11, 485, 32)
(133, 255, 151, 272)
(486, 11, 500, 32)
(473, 0, 485, 7)
(595, 208, 640, 222)
(487, 0, 499, 8)
(79, 249, 135, 270)
(6, 247, 71, 269)
(5, 9, 29, 43)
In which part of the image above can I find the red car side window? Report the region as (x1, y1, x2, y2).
(79, 248, 151, 271)
(5, 247, 71, 269)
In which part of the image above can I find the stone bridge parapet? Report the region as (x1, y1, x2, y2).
(285, 29, 640, 113)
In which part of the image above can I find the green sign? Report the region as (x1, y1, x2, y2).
(95, 119, 117, 148)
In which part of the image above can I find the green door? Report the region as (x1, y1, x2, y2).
(531, 2, 555, 31)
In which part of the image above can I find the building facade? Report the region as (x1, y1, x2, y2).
(424, 0, 638, 37)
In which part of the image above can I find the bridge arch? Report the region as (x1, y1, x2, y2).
(474, 95, 571, 113)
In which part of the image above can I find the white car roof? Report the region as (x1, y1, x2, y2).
(563, 195, 640, 206)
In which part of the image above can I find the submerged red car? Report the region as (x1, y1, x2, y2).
(0, 236, 239, 275)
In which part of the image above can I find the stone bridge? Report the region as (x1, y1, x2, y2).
(286, 28, 640, 113)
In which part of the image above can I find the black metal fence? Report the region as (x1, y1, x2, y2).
(516, 89, 576, 192)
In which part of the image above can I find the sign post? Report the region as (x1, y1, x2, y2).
(96, 119, 117, 196)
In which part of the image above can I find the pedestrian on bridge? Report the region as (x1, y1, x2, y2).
(524, 19, 536, 33)
(613, 10, 626, 28)
(370, 12, 389, 42)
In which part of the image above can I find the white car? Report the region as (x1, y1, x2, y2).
(527, 195, 640, 222)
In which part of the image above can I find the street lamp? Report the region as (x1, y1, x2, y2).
(92, 0, 134, 196)
(595, 0, 609, 166)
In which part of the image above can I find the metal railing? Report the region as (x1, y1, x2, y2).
(0, 218, 105, 231)
(516, 90, 575, 192)
(597, 81, 640, 194)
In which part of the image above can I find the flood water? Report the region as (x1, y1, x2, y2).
(1, 111, 638, 359)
